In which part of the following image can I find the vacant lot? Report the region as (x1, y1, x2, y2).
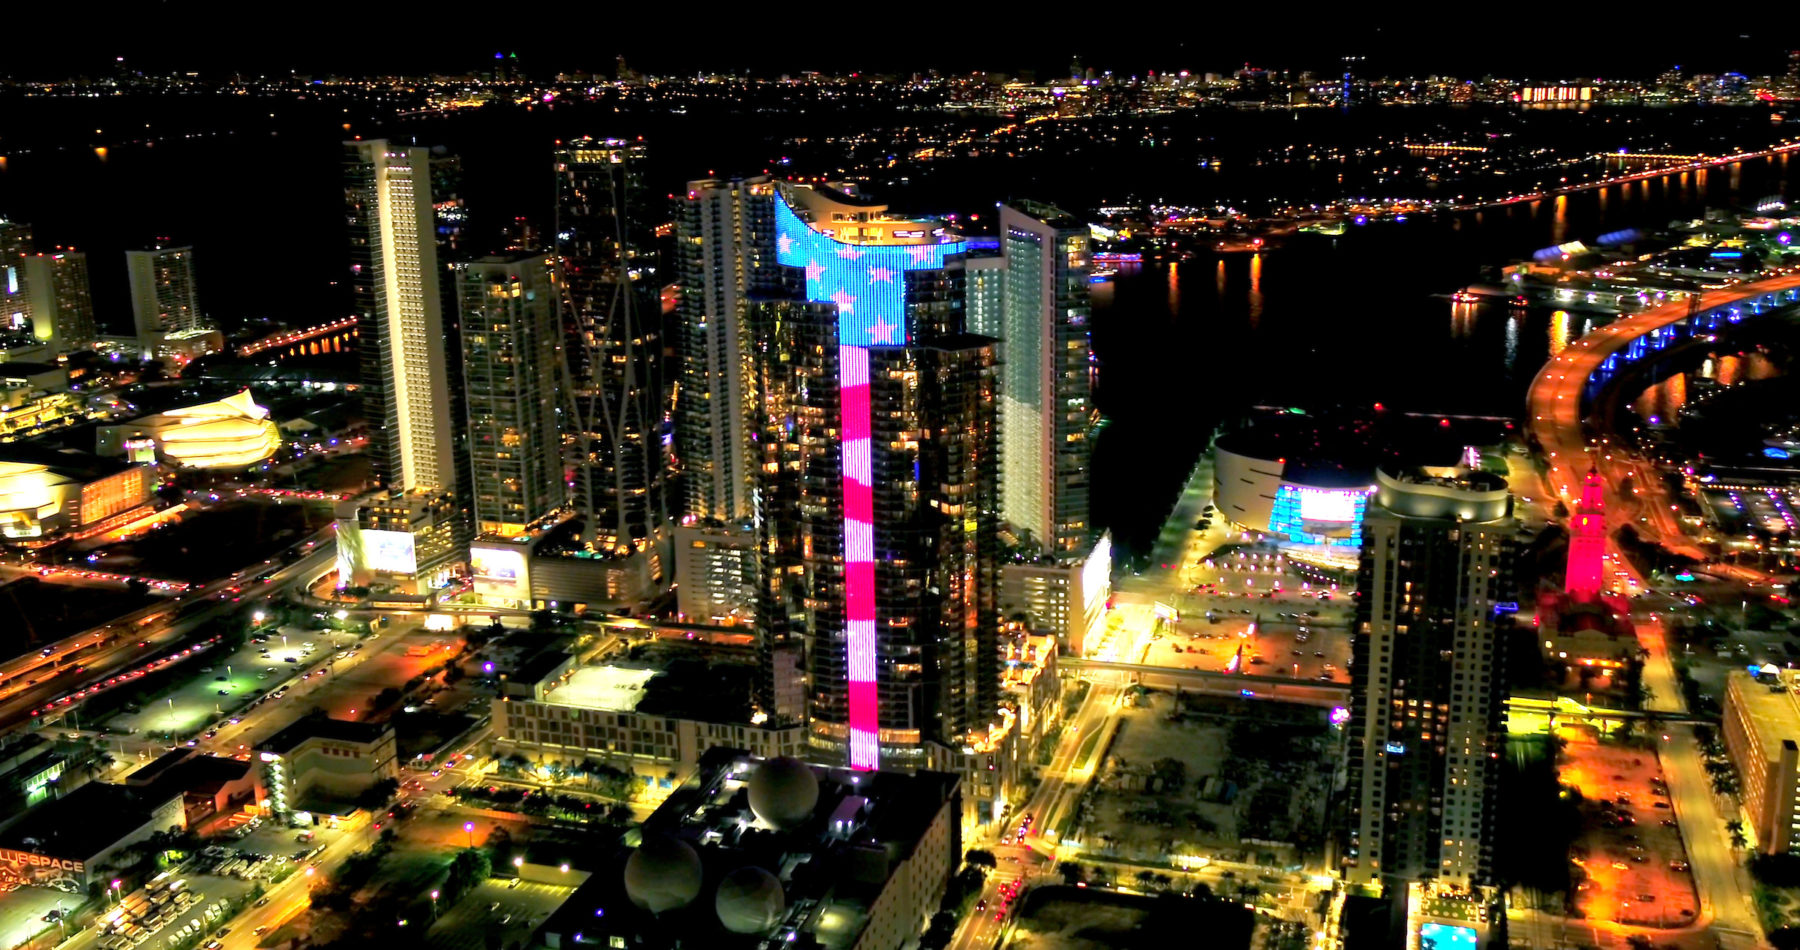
(1082, 692, 1334, 865)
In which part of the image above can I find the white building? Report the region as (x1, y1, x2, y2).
(127, 245, 206, 353)
(338, 140, 461, 595)
(674, 522, 757, 625)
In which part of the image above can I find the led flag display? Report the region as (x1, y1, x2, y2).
(774, 191, 965, 770)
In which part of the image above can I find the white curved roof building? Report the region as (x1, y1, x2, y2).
(97, 389, 282, 469)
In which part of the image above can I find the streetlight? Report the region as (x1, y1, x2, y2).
(464, 821, 475, 848)
(429, 890, 439, 920)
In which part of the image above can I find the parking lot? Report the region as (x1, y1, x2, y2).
(423, 879, 576, 950)
(93, 873, 256, 950)
(0, 887, 76, 949)
(103, 628, 360, 740)
(1559, 729, 1698, 928)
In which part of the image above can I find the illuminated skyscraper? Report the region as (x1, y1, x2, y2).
(344, 140, 457, 495)
(674, 176, 777, 524)
(336, 140, 462, 595)
(554, 138, 670, 601)
(996, 201, 1097, 555)
(126, 244, 201, 337)
(1565, 467, 1606, 599)
(1346, 468, 1514, 892)
(457, 254, 564, 537)
(755, 184, 1001, 774)
(0, 219, 32, 336)
(22, 251, 95, 352)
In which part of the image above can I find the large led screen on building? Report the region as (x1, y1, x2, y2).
(361, 529, 418, 576)
(1298, 488, 1359, 522)
(1269, 485, 1370, 548)
(471, 543, 530, 603)
(773, 194, 966, 347)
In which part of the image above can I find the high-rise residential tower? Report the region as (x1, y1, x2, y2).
(23, 250, 96, 352)
(126, 244, 201, 339)
(554, 138, 670, 602)
(336, 140, 462, 595)
(674, 176, 777, 525)
(343, 140, 457, 495)
(0, 219, 33, 336)
(755, 183, 1002, 774)
(457, 254, 564, 537)
(1345, 467, 1514, 893)
(996, 201, 1097, 555)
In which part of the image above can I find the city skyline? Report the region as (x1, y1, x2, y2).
(2, 37, 1800, 950)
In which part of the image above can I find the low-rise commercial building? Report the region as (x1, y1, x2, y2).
(491, 651, 806, 771)
(254, 716, 398, 822)
(1723, 669, 1800, 854)
(673, 523, 757, 625)
(0, 782, 184, 891)
(124, 749, 263, 833)
(999, 534, 1110, 653)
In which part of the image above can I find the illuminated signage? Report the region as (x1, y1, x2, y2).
(123, 438, 157, 464)
(362, 529, 418, 576)
(471, 544, 531, 604)
(1385, 742, 1407, 755)
(1080, 533, 1112, 617)
(1298, 489, 1358, 523)
(774, 192, 966, 348)
(1492, 602, 1520, 614)
(0, 848, 86, 892)
(1270, 485, 1369, 548)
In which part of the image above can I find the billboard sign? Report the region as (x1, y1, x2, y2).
(362, 529, 417, 576)
(1298, 488, 1359, 523)
(471, 543, 531, 604)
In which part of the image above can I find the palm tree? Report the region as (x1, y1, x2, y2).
(1727, 819, 1748, 850)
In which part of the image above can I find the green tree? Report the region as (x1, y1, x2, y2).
(964, 849, 997, 870)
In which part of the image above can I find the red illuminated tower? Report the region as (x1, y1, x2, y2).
(1565, 468, 1607, 598)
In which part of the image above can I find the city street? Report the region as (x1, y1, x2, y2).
(1521, 273, 1800, 950)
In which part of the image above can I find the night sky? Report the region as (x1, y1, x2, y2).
(2, 9, 1790, 82)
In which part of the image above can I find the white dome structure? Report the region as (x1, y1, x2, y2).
(714, 866, 785, 934)
(623, 834, 702, 914)
(746, 756, 819, 830)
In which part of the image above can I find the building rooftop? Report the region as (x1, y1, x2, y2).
(1729, 670, 1800, 764)
(256, 716, 392, 757)
(545, 664, 661, 712)
(0, 782, 179, 860)
(539, 748, 959, 949)
(1215, 407, 1483, 489)
(0, 443, 139, 482)
(125, 749, 255, 797)
(529, 647, 761, 725)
